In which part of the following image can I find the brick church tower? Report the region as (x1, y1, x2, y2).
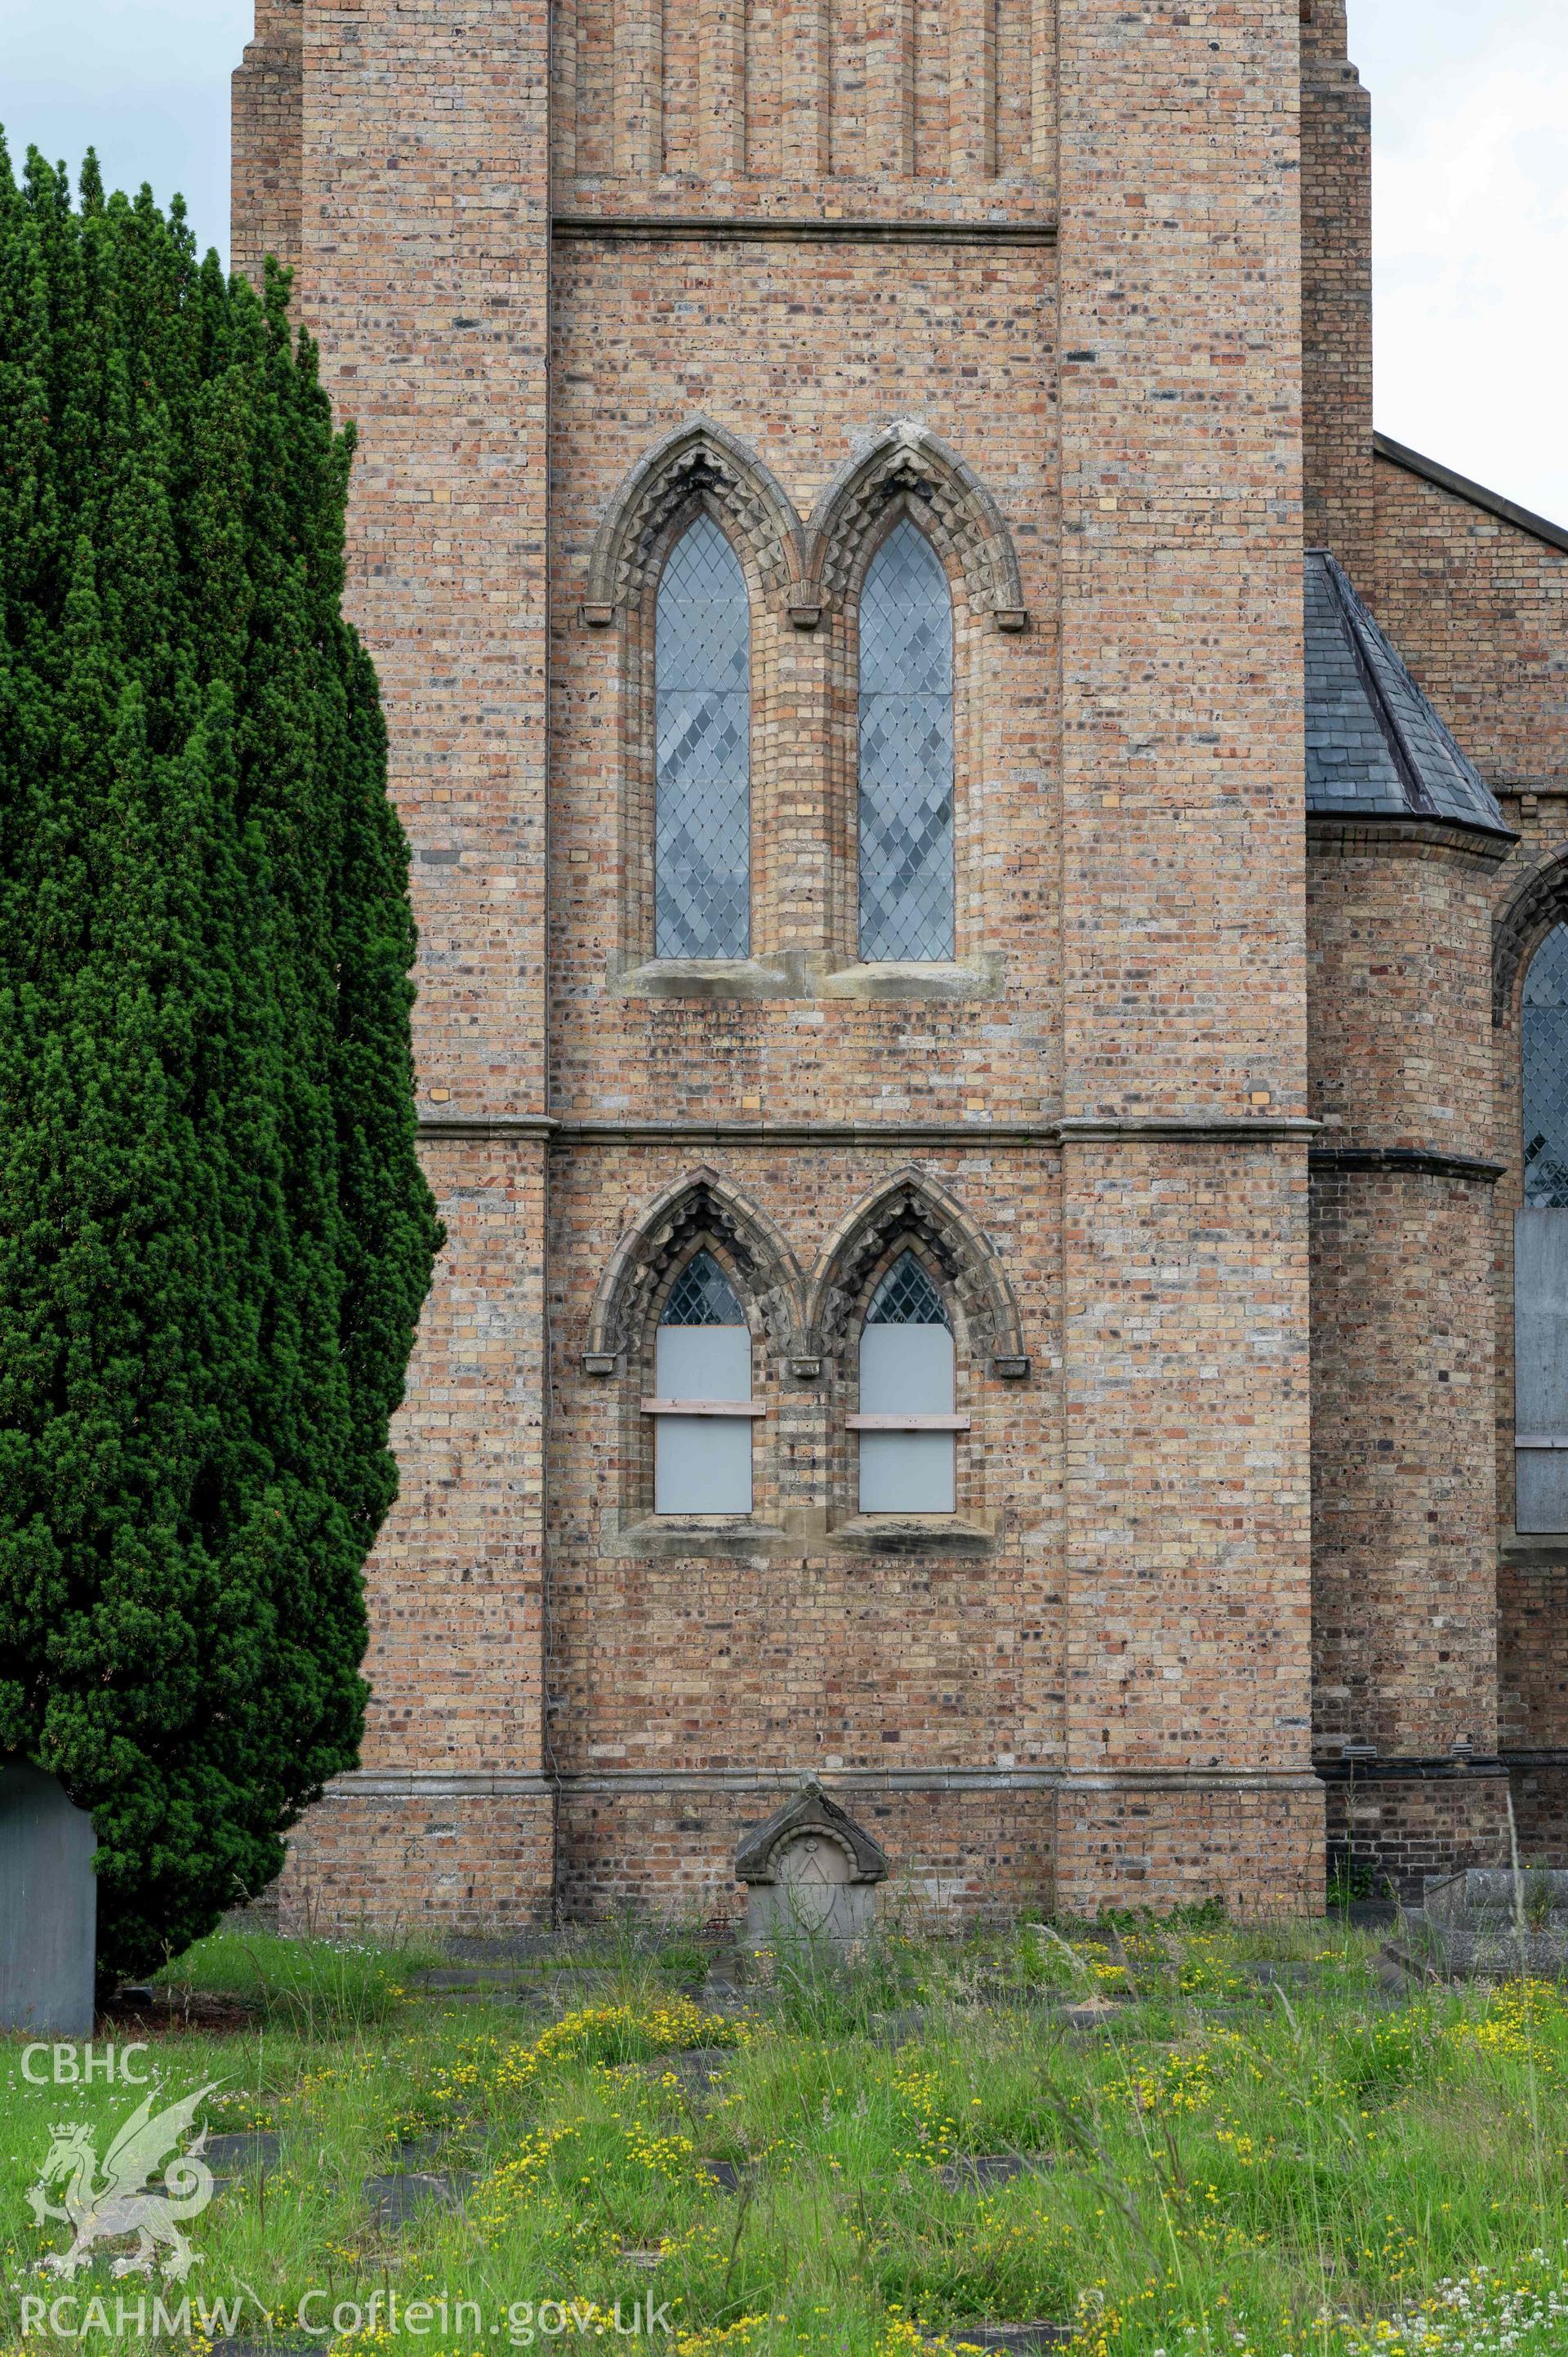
(233, 0, 1568, 1928)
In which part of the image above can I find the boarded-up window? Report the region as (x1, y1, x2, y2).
(856, 1251, 957, 1513)
(653, 1251, 754, 1514)
(1517, 925, 1568, 1530)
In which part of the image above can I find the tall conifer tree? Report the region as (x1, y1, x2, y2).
(0, 146, 441, 1978)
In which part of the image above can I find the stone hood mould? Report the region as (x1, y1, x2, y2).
(735, 1779, 889, 1885)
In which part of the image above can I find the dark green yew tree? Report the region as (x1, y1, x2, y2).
(0, 145, 442, 1979)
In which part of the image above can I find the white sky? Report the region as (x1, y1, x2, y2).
(2, 0, 1565, 524)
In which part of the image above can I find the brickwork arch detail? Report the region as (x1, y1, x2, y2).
(586, 419, 807, 610)
(803, 422, 1024, 622)
(804, 1167, 1024, 1364)
(1494, 843, 1568, 1025)
(587, 1168, 808, 1360)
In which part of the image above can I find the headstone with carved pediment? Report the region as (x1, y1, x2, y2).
(737, 1780, 889, 1949)
(0, 1759, 96, 2036)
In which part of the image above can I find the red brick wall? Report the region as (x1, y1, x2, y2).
(1500, 1566, 1568, 1749)
(557, 1782, 1056, 1927)
(1353, 443, 1568, 1851)
(238, 0, 1334, 1931)
(1372, 459, 1568, 795)
(260, 1, 557, 1931)
(1324, 1768, 1509, 1903)
(282, 1784, 555, 1936)
(547, 243, 1057, 1120)
(1300, 0, 1374, 577)
(1054, 0, 1318, 1901)
(232, 0, 301, 287)
(1307, 831, 1503, 1763)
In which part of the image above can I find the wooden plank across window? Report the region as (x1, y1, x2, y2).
(640, 1399, 768, 1417)
(846, 1414, 970, 1432)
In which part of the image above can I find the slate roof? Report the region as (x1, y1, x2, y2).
(1304, 549, 1512, 837)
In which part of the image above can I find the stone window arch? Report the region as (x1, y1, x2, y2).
(653, 515, 751, 959)
(584, 1170, 805, 1537)
(581, 422, 805, 976)
(800, 425, 1025, 970)
(805, 1168, 1025, 1535)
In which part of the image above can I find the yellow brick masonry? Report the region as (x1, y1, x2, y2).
(229, 0, 1565, 1928)
(1054, 0, 1320, 1908)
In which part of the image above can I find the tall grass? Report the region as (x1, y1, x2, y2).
(3, 1915, 1567, 2355)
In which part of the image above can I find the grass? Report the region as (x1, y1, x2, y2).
(4, 1913, 1568, 2355)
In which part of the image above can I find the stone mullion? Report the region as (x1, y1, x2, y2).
(621, 605, 655, 965)
(827, 612, 861, 965)
(951, 604, 982, 960)
(768, 615, 832, 958)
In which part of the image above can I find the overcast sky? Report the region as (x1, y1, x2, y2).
(2, 0, 1565, 524)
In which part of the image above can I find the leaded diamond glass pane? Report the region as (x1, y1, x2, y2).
(858, 519, 955, 964)
(661, 1250, 745, 1326)
(1524, 925, 1568, 1207)
(866, 1250, 950, 1329)
(656, 515, 751, 960)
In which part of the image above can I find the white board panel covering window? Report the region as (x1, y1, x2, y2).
(1517, 925, 1568, 1531)
(649, 1251, 756, 1515)
(655, 515, 751, 960)
(853, 1251, 965, 1514)
(858, 520, 956, 964)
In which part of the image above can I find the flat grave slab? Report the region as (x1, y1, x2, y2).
(938, 2325, 1072, 2351)
(206, 2132, 281, 2176)
(648, 2046, 735, 2093)
(362, 2171, 474, 2233)
(935, 2152, 1053, 2193)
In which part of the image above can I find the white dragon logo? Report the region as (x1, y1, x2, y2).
(28, 2083, 220, 2280)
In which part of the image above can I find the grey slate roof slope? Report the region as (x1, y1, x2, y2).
(1304, 548, 1512, 837)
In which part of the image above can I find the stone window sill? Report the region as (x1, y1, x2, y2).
(608, 950, 1004, 1003)
(599, 1510, 997, 1562)
(604, 1516, 793, 1562)
(1500, 1533, 1568, 1567)
(829, 1513, 998, 1558)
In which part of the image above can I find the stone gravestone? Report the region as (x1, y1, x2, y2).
(737, 1780, 888, 1949)
(1423, 1865, 1568, 1977)
(0, 1758, 97, 2037)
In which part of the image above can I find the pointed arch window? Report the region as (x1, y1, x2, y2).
(849, 1250, 966, 1513)
(1517, 925, 1568, 1531)
(655, 515, 751, 960)
(645, 1250, 761, 1514)
(857, 519, 956, 964)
